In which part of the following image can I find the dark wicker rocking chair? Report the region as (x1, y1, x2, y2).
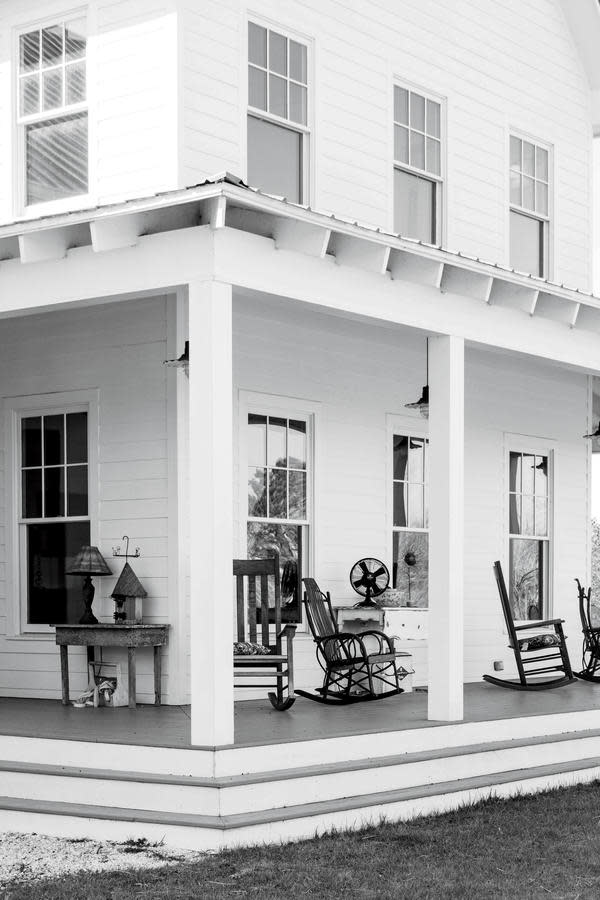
(483, 561, 574, 691)
(574, 578, 600, 683)
(295, 577, 412, 705)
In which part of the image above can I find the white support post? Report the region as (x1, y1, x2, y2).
(189, 279, 234, 746)
(427, 335, 465, 721)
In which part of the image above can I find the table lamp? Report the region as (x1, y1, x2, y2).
(66, 546, 112, 625)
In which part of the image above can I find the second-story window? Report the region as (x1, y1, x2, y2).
(18, 18, 88, 207)
(247, 22, 308, 203)
(393, 85, 442, 244)
(509, 135, 550, 277)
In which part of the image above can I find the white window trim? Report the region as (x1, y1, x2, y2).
(503, 432, 556, 624)
(507, 128, 553, 279)
(4, 389, 99, 638)
(13, 7, 95, 218)
(390, 77, 446, 245)
(237, 389, 321, 632)
(243, 13, 314, 205)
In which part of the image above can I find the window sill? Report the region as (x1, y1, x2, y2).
(19, 192, 96, 221)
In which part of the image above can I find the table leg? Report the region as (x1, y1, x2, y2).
(60, 645, 69, 705)
(153, 645, 162, 705)
(128, 646, 136, 709)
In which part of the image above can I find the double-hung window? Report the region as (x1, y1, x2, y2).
(392, 433, 429, 607)
(17, 17, 88, 207)
(508, 450, 551, 620)
(393, 85, 442, 244)
(509, 135, 550, 277)
(246, 412, 310, 623)
(247, 22, 309, 203)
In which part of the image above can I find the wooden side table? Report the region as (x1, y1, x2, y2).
(54, 623, 170, 708)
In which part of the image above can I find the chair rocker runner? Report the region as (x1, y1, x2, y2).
(574, 578, 600, 683)
(483, 561, 574, 691)
(233, 555, 296, 711)
(296, 577, 412, 705)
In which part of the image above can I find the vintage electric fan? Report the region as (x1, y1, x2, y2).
(350, 558, 390, 608)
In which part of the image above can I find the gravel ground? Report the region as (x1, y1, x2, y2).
(0, 832, 206, 890)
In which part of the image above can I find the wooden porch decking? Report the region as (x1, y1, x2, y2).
(2, 681, 600, 749)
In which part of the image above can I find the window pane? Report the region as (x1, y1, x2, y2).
(510, 171, 521, 206)
(247, 522, 304, 623)
(42, 25, 63, 67)
(522, 175, 535, 210)
(42, 69, 63, 111)
(22, 417, 42, 468)
(393, 435, 408, 479)
(67, 465, 88, 516)
(23, 469, 42, 519)
(20, 30, 40, 73)
(393, 482, 408, 527)
(509, 452, 521, 492)
(535, 456, 548, 495)
(268, 417, 287, 467)
(65, 18, 86, 62)
(289, 40, 307, 83)
(247, 115, 301, 202)
(248, 65, 267, 110)
(408, 437, 425, 482)
(394, 86, 409, 124)
(269, 31, 287, 76)
(248, 413, 267, 466)
(394, 168, 435, 243)
(394, 125, 409, 164)
(27, 520, 90, 625)
(248, 22, 267, 67)
(522, 141, 535, 176)
(521, 495, 534, 535)
(426, 137, 440, 175)
(392, 531, 428, 607)
(288, 419, 306, 469)
(66, 62, 86, 105)
(408, 484, 424, 528)
(26, 113, 88, 205)
(410, 131, 425, 170)
(509, 493, 521, 534)
(20, 74, 40, 115)
(45, 467, 64, 517)
(289, 471, 306, 519)
(510, 211, 543, 276)
(248, 467, 267, 516)
(535, 497, 548, 537)
(268, 73, 287, 118)
(510, 136, 521, 170)
(536, 147, 548, 181)
(410, 92, 425, 131)
(289, 82, 307, 125)
(269, 468, 287, 518)
(536, 181, 548, 216)
(44, 415, 64, 466)
(509, 538, 547, 620)
(522, 453, 535, 495)
(426, 100, 440, 138)
(66, 412, 87, 464)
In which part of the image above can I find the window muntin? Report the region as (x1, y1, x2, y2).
(508, 451, 550, 620)
(17, 19, 88, 206)
(509, 135, 550, 277)
(247, 22, 308, 203)
(247, 413, 309, 623)
(392, 434, 429, 607)
(393, 85, 442, 243)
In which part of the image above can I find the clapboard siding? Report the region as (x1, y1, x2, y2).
(0, 296, 172, 703)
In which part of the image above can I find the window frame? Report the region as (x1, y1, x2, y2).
(504, 435, 555, 623)
(508, 129, 553, 279)
(5, 390, 99, 637)
(245, 15, 312, 204)
(391, 79, 445, 245)
(14, 9, 92, 217)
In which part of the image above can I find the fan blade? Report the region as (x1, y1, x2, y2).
(352, 578, 366, 589)
(359, 560, 370, 576)
(372, 566, 386, 578)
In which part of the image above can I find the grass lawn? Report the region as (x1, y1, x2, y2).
(6, 782, 600, 899)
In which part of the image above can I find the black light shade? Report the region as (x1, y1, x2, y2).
(405, 384, 429, 418)
(583, 422, 600, 439)
(66, 546, 112, 576)
(163, 341, 189, 368)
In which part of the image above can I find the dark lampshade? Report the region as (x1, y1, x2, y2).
(67, 546, 112, 577)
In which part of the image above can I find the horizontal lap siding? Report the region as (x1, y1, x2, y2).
(0, 296, 172, 703)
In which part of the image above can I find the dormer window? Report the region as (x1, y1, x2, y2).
(17, 18, 88, 207)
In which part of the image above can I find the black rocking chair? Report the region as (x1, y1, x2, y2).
(574, 578, 600, 683)
(483, 561, 574, 691)
(295, 577, 412, 705)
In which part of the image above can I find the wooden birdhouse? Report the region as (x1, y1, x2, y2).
(111, 561, 147, 624)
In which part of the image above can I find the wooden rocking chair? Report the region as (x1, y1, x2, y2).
(574, 578, 600, 683)
(233, 555, 296, 711)
(295, 577, 412, 705)
(483, 561, 574, 690)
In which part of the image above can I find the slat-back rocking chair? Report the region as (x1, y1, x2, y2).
(483, 561, 574, 690)
(574, 578, 600, 682)
(233, 555, 296, 711)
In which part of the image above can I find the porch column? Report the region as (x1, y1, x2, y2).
(189, 279, 234, 746)
(427, 335, 465, 721)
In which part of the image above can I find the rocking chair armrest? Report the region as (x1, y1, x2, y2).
(320, 632, 369, 658)
(357, 629, 395, 653)
(514, 618, 564, 631)
(277, 624, 297, 640)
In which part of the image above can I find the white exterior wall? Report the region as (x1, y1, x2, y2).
(233, 295, 589, 686)
(0, 296, 172, 702)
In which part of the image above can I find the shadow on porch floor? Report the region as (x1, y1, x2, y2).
(2, 681, 600, 749)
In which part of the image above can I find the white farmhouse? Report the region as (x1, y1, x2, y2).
(0, 0, 600, 850)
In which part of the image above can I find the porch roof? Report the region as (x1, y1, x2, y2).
(0, 173, 599, 334)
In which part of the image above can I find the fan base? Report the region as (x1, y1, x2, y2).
(352, 598, 380, 609)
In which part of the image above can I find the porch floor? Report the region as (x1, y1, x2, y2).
(2, 681, 600, 749)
